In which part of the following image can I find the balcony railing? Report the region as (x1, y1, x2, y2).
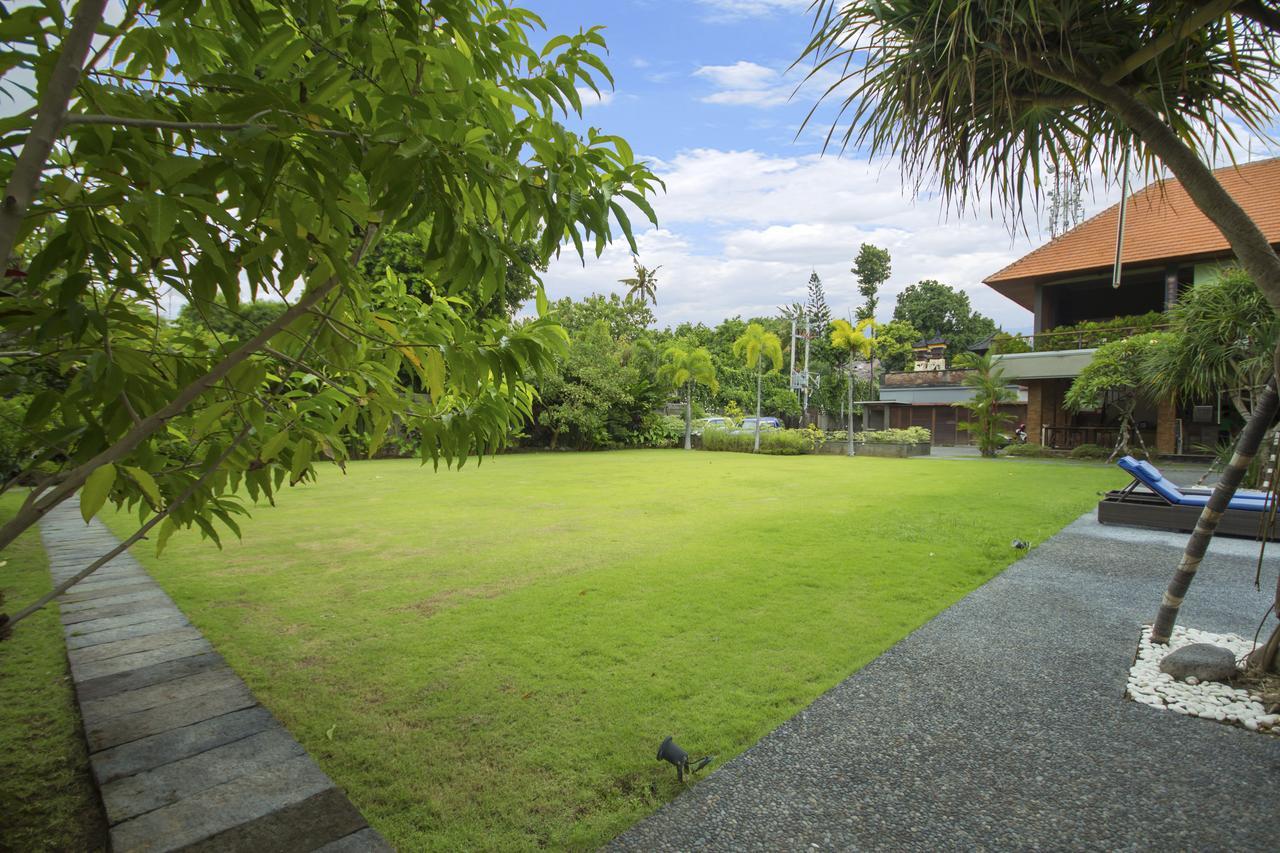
(1000, 322, 1172, 353)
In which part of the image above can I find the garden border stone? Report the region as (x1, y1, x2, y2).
(39, 499, 392, 852)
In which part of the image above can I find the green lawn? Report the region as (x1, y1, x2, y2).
(0, 494, 107, 851)
(95, 451, 1122, 849)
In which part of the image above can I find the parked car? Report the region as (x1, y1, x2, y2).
(732, 417, 782, 435)
(692, 415, 734, 436)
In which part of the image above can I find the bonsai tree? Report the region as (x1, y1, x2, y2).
(1065, 334, 1172, 462)
(953, 352, 1017, 457)
(732, 323, 785, 452)
(657, 343, 718, 450)
(830, 318, 875, 456)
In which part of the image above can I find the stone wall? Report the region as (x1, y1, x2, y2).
(882, 369, 975, 388)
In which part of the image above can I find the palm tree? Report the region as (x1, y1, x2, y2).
(732, 323, 785, 452)
(953, 352, 1017, 457)
(619, 259, 661, 306)
(830, 318, 875, 456)
(796, 0, 1280, 646)
(657, 343, 718, 450)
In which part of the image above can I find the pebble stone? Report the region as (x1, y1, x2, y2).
(1127, 626, 1278, 735)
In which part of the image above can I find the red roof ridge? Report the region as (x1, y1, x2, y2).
(984, 156, 1280, 286)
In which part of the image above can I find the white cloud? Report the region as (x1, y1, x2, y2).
(695, 0, 811, 21)
(575, 87, 615, 108)
(541, 148, 1116, 332)
(694, 60, 840, 109)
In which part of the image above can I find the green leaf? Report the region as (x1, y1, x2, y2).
(80, 464, 117, 522)
(155, 517, 177, 556)
(260, 430, 291, 462)
(425, 349, 446, 400)
(123, 466, 162, 510)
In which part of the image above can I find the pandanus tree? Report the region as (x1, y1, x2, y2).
(830, 319, 875, 456)
(657, 343, 718, 450)
(0, 0, 658, 636)
(619, 259, 661, 306)
(732, 323, 785, 452)
(798, 0, 1280, 662)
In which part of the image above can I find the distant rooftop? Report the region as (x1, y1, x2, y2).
(984, 157, 1280, 309)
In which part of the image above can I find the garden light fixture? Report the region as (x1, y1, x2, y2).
(656, 736, 715, 782)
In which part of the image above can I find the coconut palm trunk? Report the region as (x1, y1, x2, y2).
(754, 368, 763, 453)
(847, 366, 855, 456)
(1151, 375, 1279, 643)
(684, 384, 693, 451)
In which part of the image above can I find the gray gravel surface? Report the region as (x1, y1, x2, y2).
(610, 514, 1280, 851)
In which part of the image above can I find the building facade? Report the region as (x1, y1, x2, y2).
(982, 158, 1280, 454)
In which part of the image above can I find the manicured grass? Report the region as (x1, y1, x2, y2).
(103, 451, 1122, 849)
(0, 494, 107, 851)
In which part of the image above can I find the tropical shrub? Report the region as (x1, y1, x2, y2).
(854, 427, 931, 444)
(1035, 312, 1167, 351)
(702, 428, 809, 455)
(989, 332, 1032, 354)
(1002, 443, 1055, 457)
(636, 415, 686, 448)
(1069, 443, 1110, 460)
(0, 396, 33, 479)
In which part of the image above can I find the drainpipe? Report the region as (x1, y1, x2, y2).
(1111, 150, 1130, 290)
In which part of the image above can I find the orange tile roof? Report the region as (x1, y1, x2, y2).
(984, 157, 1280, 300)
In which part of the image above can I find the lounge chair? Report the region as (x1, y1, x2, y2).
(1098, 456, 1280, 540)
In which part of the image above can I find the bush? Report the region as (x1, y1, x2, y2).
(0, 396, 33, 479)
(701, 428, 809, 455)
(639, 415, 687, 448)
(1002, 442, 1055, 457)
(854, 427, 931, 445)
(1069, 443, 1110, 459)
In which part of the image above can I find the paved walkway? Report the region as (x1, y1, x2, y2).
(41, 500, 390, 852)
(612, 514, 1280, 850)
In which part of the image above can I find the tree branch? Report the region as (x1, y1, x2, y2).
(0, 424, 253, 638)
(1100, 0, 1242, 86)
(62, 114, 353, 137)
(0, 0, 109, 266)
(0, 225, 379, 555)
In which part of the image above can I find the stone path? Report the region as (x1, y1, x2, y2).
(41, 500, 391, 853)
(612, 513, 1280, 850)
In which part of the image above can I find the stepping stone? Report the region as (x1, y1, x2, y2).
(39, 499, 390, 851)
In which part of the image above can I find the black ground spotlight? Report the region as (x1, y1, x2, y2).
(656, 736, 715, 782)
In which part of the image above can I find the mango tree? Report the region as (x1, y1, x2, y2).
(0, 0, 658, 635)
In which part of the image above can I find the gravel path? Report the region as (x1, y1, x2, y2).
(611, 513, 1280, 851)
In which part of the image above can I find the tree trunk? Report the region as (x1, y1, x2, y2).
(847, 367, 855, 456)
(754, 370, 763, 453)
(684, 384, 692, 451)
(1063, 72, 1280, 317)
(1151, 375, 1279, 643)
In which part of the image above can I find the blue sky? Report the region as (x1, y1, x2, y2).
(526, 0, 1060, 331)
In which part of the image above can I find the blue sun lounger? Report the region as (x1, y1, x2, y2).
(1115, 455, 1274, 511)
(1099, 456, 1280, 538)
